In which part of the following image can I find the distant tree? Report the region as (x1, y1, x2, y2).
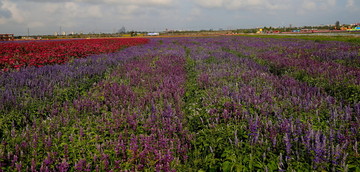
(118, 26, 126, 34)
(130, 31, 136, 37)
(335, 21, 340, 30)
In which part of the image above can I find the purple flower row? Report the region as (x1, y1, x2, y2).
(224, 37, 360, 85)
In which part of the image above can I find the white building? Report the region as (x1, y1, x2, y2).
(147, 32, 159, 36)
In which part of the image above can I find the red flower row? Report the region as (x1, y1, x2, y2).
(0, 38, 149, 71)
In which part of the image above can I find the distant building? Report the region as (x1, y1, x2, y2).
(147, 32, 160, 36)
(0, 34, 14, 41)
(256, 29, 263, 33)
(340, 26, 348, 30)
(21, 37, 35, 40)
(347, 23, 360, 31)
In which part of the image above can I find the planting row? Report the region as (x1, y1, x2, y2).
(222, 36, 360, 103)
(0, 38, 148, 71)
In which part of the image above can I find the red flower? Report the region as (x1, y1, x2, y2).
(0, 38, 149, 70)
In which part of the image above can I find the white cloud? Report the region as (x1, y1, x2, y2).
(193, 0, 339, 11)
(183, 8, 203, 23)
(346, 0, 359, 11)
(28, 21, 45, 28)
(318, 0, 336, 10)
(0, 2, 11, 18)
(346, 0, 354, 7)
(302, 0, 317, 10)
(327, 0, 336, 6)
(193, 0, 223, 8)
(2, 0, 24, 23)
(63, 2, 103, 18)
(28, 0, 175, 6)
(190, 8, 202, 16)
(43, 3, 61, 13)
(116, 5, 139, 15)
(297, 0, 339, 15)
(194, 0, 290, 10)
(109, 5, 140, 20)
(301, 0, 338, 11)
(102, 0, 174, 6)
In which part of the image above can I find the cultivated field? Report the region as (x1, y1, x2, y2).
(0, 36, 359, 171)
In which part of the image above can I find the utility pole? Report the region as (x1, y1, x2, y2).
(27, 27, 30, 37)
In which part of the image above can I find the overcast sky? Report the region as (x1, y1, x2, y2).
(0, 0, 359, 35)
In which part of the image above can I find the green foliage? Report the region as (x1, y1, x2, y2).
(182, 46, 283, 171)
(0, 68, 109, 141)
(204, 56, 219, 64)
(183, 52, 208, 132)
(291, 70, 360, 104)
(334, 59, 360, 68)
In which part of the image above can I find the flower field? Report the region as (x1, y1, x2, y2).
(0, 36, 359, 171)
(0, 38, 149, 71)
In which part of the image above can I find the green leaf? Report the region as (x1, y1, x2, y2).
(222, 161, 232, 172)
(235, 164, 244, 172)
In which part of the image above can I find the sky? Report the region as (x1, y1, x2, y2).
(0, 0, 359, 35)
